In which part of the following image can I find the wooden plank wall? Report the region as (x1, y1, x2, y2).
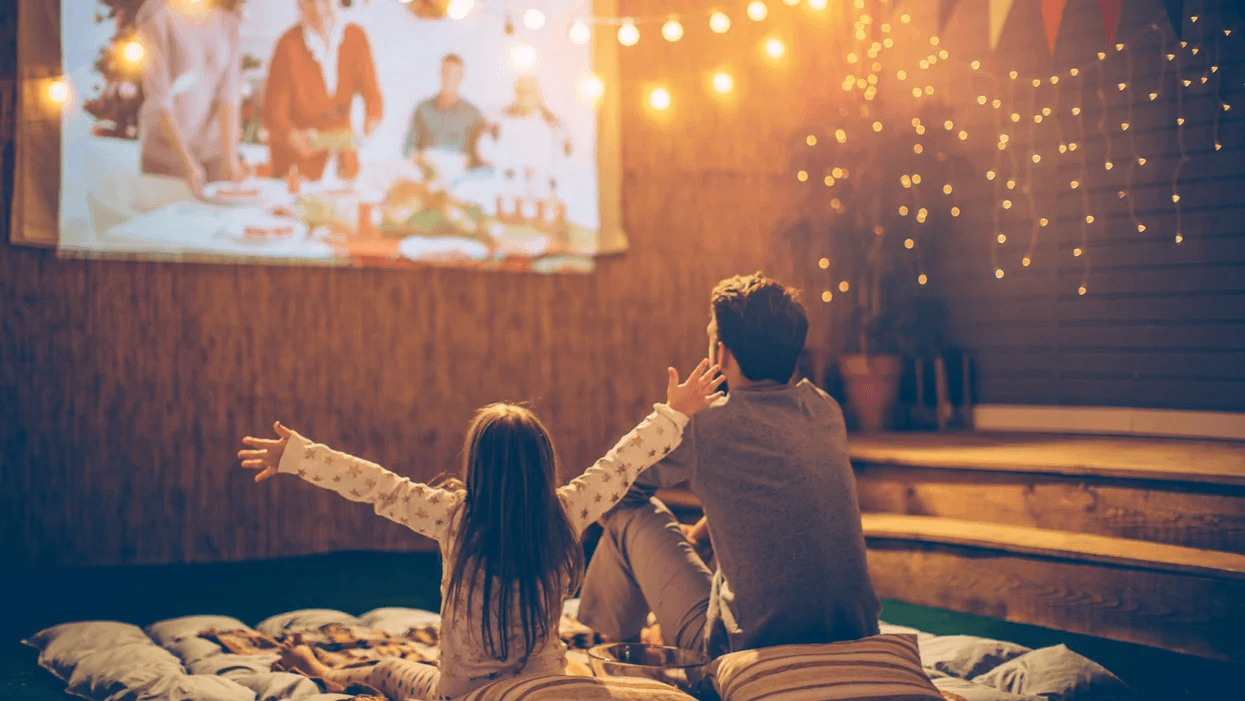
(894, 0, 1245, 411)
(0, 1, 848, 567)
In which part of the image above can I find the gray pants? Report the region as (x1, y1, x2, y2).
(578, 497, 714, 653)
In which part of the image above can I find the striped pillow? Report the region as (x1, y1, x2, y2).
(454, 673, 698, 701)
(710, 634, 944, 701)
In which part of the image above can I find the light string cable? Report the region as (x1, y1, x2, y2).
(1173, 18, 1190, 245)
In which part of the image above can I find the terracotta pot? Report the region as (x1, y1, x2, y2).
(839, 354, 904, 432)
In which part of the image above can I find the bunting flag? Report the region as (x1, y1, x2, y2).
(1042, 0, 1068, 54)
(1163, 0, 1185, 38)
(988, 0, 1015, 49)
(1099, 0, 1123, 46)
(938, 0, 960, 33)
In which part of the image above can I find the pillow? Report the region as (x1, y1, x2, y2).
(919, 636, 1032, 680)
(189, 653, 280, 679)
(357, 607, 441, 636)
(711, 634, 943, 701)
(230, 672, 324, 701)
(931, 677, 1042, 701)
(106, 673, 258, 701)
(971, 645, 1133, 701)
(255, 610, 362, 636)
(23, 621, 154, 680)
(145, 616, 251, 646)
(66, 642, 184, 700)
(455, 674, 699, 701)
(162, 636, 226, 666)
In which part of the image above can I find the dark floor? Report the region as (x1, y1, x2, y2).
(4, 550, 1239, 701)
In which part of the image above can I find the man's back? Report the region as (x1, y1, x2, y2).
(678, 380, 881, 653)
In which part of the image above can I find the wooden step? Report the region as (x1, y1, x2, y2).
(850, 432, 1245, 554)
(849, 431, 1245, 487)
(861, 514, 1245, 582)
(862, 514, 1245, 662)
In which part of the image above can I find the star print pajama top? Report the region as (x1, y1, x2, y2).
(276, 403, 689, 699)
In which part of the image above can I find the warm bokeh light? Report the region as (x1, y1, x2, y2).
(511, 44, 536, 70)
(568, 21, 591, 44)
(713, 71, 734, 94)
(662, 19, 684, 42)
(121, 40, 145, 66)
(446, 0, 473, 20)
(47, 78, 71, 106)
(710, 12, 731, 34)
(618, 21, 639, 46)
(808, 0, 828, 9)
(649, 87, 671, 110)
(578, 74, 604, 104)
(818, 257, 830, 269)
(748, 2, 769, 21)
(523, 9, 545, 30)
(764, 38, 785, 59)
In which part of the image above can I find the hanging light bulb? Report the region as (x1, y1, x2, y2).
(47, 78, 71, 106)
(446, 0, 474, 20)
(710, 12, 731, 34)
(747, 1, 768, 21)
(764, 38, 786, 59)
(511, 43, 537, 69)
(578, 74, 605, 104)
(648, 87, 670, 110)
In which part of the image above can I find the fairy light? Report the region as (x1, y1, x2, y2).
(747, 1, 768, 21)
(1173, 29, 1190, 244)
(818, 257, 830, 269)
(796, 169, 808, 182)
(709, 12, 731, 34)
(764, 38, 786, 59)
(578, 74, 605, 103)
(523, 9, 545, 30)
(662, 18, 684, 42)
(899, 205, 909, 216)
(618, 20, 639, 46)
(711, 71, 734, 94)
(821, 291, 833, 303)
(568, 21, 591, 44)
(838, 281, 850, 292)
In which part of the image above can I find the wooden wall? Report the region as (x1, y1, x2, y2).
(897, 0, 1245, 411)
(0, 1, 838, 568)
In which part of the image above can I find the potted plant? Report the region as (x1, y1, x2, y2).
(784, 98, 961, 431)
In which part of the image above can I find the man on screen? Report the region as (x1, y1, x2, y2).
(403, 54, 489, 179)
(136, 0, 247, 196)
(263, 0, 384, 182)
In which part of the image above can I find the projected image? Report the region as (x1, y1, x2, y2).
(58, 0, 608, 272)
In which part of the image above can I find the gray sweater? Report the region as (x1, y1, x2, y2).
(629, 379, 881, 654)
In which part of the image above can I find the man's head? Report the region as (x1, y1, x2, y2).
(440, 54, 465, 96)
(296, 0, 338, 36)
(708, 273, 808, 387)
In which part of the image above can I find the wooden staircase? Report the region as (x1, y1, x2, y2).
(851, 432, 1245, 663)
(657, 431, 1245, 663)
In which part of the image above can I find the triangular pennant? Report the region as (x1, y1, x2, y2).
(1099, 0, 1123, 46)
(1163, 0, 1185, 39)
(938, 0, 960, 32)
(1042, 0, 1068, 54)
(988, 0, 1016, 49)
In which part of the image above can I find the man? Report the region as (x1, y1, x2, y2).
(263, 0, 383, 182)
(578, 273, 881, 657)
(404, 54, 488, 172)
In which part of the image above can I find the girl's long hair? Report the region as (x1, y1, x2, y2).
(445, 403, 584, 662)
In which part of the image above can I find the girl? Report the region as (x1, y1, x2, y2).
(238, 360, 723, 700)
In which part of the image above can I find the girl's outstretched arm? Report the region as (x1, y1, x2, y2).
(558, 360, 724, 535)
(239, 422, 461, 543)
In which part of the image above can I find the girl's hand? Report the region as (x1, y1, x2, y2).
(238, 421, 293, 482)
(666, 359, 725, 417)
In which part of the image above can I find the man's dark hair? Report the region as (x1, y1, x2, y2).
(711, 273, 809, 384)
(443, 54, 465, 66)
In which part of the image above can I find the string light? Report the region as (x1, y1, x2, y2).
(618, 20, 639, 46)
(747, 1, 768, 21)
(523, 9, 545, 30)
(511, 43, 537, 69)
(662, 18, 684, 42)
(764, 38, 786, 59)
(995, 269, 1004, 278)
(709, 12, 731, 34)
(997, 234, 1007, 243)
(796, 169, 807, 181)
(578, 74, 604, 103)
(821, 291, 833, 303)
(47, 78, 71, 106)
(824, 175, 835, 186)
(818, 257, 830, 269)
(838, 281, 850, 292)
(568, 21, 591, 44)
(121, 40, 145, 66)
(446, 0, 473, 20)
(918, 274, 928, 285)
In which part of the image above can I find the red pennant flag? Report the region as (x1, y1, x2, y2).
(1100, 0, 1123, 46)
(939, 0, 960, 32)
(1043, 0, 1068, 54)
